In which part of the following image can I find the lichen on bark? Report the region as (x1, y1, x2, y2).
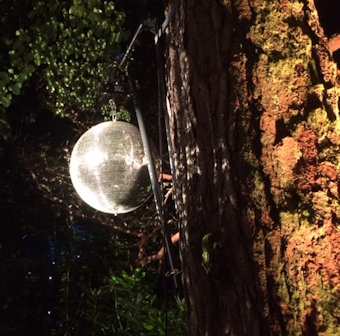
(165, 0, 340, 334)
(239, 0, 340, 334)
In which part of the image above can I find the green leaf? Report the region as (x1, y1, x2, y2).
(9, 82, 22, 95)
(69, 4, 85, 17)
(143, 323, 154, 331)
(1, 94, 12, 108)
(23, 65, 35, 77)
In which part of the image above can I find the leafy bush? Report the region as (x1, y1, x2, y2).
(1, 0, 128, 117)
(79, 268, 187, 336)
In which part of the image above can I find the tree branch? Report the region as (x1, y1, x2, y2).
(329, 34, 340, 53)
(137, 232, 180, 267)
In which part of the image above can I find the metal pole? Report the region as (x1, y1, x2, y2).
(129, 75, 178, 289)
(119, 24, 144, 71)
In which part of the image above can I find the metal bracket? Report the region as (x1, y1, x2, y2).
(154, 0, 180, 44)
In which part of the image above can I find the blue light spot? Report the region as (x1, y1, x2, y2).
(76, 254, 81, 259)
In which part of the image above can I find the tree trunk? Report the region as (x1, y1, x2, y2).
(165, 0, 340, 335)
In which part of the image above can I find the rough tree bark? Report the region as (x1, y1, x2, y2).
(165, 0, 340, 335)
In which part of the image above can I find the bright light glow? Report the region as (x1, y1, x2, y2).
(85, 150, 108, 170)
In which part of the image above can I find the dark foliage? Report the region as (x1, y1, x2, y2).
(0, 0, 185, 335)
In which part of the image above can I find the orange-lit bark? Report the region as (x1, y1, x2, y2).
(329, 34, 340, 53)
(165, 0, 340, 335)
(137, 232, 180, 266)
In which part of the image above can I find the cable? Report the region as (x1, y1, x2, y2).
(155, 33, 179, 215)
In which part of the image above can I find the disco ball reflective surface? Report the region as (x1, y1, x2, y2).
(69, 121, 153, 214)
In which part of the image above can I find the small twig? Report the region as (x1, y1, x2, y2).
(101, 220, 144, 238)
(137, 226, 161, 263)
(164, 186, 174, 205)
(138, 232, 180, 267)
(161, 173, 173, 181)
(329, 34, 340, 53)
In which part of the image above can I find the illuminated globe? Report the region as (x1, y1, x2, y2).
(69, 121, 154, 214)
